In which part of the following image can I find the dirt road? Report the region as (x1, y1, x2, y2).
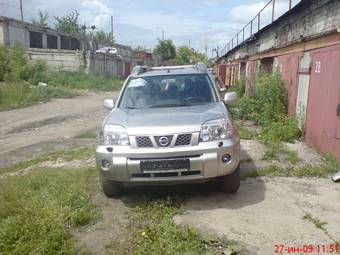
(0, 91, 119, 168)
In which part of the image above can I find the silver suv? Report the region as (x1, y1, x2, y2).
(96, 63, 240, 197)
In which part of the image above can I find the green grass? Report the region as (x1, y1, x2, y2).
(303, 213, 327, 230)
(0, 147, 94, 175)
(0, 166, 99, 254)
(262, 143, 300, 164)
(0, 81, 75, 111)
(74, 130, 97, 139)
(44, 71, 123, 92)
(248, 154, 339, 178)
(247, 165, 286, 178)
(113, 195, 241, 255)
(0, 73, 123, 111)
(236, 122, 258, 140)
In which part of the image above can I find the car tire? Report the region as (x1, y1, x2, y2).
(101, 175, 123, 197)
(218, 163, 240, 193)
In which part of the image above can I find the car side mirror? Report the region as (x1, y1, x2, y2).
(223, 92, 238, 104)
(219, 87, 227, 93)
(103, 99, 114, 110)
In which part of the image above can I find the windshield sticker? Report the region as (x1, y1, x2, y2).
(129, 78, 147, 88)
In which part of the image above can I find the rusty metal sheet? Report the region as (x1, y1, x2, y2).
(276, 53, 302, 116)
(217, 64, 227, 85)
(305, 44, 340, 160)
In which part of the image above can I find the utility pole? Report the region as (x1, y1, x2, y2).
(103, 12, 115, 42)
(204, 33, 208, 57)
(188, 39, 191, 48)
(156, 28, 165, 40)
(19, 0, 23, 21)
(110, 15, 114, 41)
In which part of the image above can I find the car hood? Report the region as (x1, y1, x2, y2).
(105, 102, 228, 135)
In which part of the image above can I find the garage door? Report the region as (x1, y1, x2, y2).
(305, 44, 340, 159)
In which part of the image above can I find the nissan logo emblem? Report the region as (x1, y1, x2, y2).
(159, 136, 169, 146)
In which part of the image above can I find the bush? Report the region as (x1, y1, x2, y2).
(230, 78, 245, 97)
(237, 97, 260, 121)
(0, 44, 47, 83)
(234, 72, 301, 144)
(260, 117, 301, 144)
(0, 45, 11, 81)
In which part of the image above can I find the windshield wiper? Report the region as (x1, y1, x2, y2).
(124, 106, 138, 109)
(148, 103, 191, 108)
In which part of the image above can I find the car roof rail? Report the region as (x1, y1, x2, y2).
(130, 66, 152, 76)
(131, 62, 207, 76)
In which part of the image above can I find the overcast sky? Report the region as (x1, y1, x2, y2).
(1, 0, 300, 56)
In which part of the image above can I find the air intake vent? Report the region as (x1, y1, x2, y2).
(175, 134, 192, 146)
(136, 136, 153, 147)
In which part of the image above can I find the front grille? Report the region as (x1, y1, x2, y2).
(135, 133, 193, 148)
(175, 134, 192, 146)
(136, 136, 153, 147)
(154, 135, 173, 147)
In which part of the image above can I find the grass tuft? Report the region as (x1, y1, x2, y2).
(262, 143, 300, 164)
(0, 167, 99, 254)
(303, 213, 327, 230)
(248, 153, 339, 178)
(113, 194, 241, 255)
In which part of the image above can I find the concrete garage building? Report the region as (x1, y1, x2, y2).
(216, 0, 340, 160)
(0, 16, 154, 78)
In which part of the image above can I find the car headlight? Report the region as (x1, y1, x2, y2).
(200, 118, 233, 142)
(99, 124, 130, 146)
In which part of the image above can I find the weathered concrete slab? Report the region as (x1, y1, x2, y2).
(240, 139, 267, 162)
(174, 177, 340, 255)
(284, 141, 324, 166)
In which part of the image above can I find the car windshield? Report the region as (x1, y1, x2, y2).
(119, 74, 216, 109)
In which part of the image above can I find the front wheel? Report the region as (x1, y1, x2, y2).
(101, 175, 123, 197)
(218, 163, 240, 193)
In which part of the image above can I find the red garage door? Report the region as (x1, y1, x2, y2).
(124, 62, 131, 77)
(277, 53, 301, 116)
(305, 44, 340, 160)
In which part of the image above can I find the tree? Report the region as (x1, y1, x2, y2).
(175, 46, 211, 66)
(153, 39, 176, 62)
(32, 10, 48, 28)
(95, 30, 114, 42)
(54, 10, 84, 35)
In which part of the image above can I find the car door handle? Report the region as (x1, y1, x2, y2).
(337, 104, 340, 117)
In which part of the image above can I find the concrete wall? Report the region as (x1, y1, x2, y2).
(27, 48, 152, 78)
(27, 49, 86, 72)
(89, 53, 124, 78)
(0, 21, 6, 44)
(223, 0, 340, 62)
(8, 25, 29, 47)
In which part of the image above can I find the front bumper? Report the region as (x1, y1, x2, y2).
(96, 137, 240, 184)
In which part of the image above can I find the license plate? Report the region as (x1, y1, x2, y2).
(140, 159, 190, 172)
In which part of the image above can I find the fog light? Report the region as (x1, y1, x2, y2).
(101, 160, 110, 170)
(222, 154, 231, 163)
